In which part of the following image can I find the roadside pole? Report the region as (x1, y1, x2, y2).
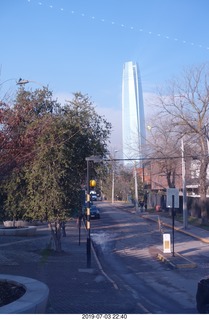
(166, 188, 179, 257)
(172, 195, 175, 257)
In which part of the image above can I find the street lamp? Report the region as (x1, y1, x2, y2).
(16, 78, 45, 87)
(0, 78, 45, 88)
(85, 155, 103, 268)
(0, 78, 17, 86)
(111, 150, 118, 204)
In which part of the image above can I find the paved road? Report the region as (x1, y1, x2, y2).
(91, 202, 209, 314)
(0, 201, 209, 314)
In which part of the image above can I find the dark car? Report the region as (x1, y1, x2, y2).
(196, 277, 209, 313)
(90, 205, 100, 219)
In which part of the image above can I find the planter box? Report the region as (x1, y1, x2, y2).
(0, 226, 37, 236)
(0, 275, 49, 314)
(3, 221, 30, 228)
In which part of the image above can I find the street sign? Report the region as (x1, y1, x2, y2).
(166, 188, 179, 208)
(163, 233, 171, 253)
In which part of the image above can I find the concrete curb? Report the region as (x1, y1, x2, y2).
(157, 252, 197, 269)
(175, 227, 209, 244)
(0, 226, 37, 236)
(0, 275, 49, 314)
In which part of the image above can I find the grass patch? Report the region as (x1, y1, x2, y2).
(40, 240, 53, 264)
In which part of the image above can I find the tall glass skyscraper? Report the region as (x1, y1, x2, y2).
(122, 61, 146, 162)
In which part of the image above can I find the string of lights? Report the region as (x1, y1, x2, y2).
(26, 0, 209, 52)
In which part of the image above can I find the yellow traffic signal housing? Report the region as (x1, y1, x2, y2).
(89, 180, 96, 187)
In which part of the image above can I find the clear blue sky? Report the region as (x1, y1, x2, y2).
(1, 0, 209, 151)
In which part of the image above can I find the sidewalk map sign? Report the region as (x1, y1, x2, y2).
(163, 233, 171, 253)
(166, 188, 179, 257)
(166, 188, 179, 208)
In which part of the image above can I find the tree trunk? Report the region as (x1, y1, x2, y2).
(61, 221, 66, 237)
(48, 221, 62, 252)
(199, 158, 209, 224)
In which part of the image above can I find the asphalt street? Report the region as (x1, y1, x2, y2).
(0, 201, 209, 314)
(91, 202, 209, 314)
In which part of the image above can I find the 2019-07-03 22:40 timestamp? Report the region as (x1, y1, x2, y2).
(81, 314, 128, 319)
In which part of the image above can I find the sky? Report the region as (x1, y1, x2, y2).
(1, 0, 209, 154)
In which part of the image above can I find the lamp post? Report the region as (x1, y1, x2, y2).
(85, 155, 102, 268)
(0, 78, 17, 86)
(134, 161, 139, 213)
(111, 150, 118, 204)
(0, 78, 45, 88)
(16, 78, 45, 87)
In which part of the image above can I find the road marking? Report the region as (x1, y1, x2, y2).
(91, 241, 119, 290)
(136, 302, 151, 314)
(123, 283, 151, 313)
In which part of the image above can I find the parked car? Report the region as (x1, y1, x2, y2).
(90, 205, 100, 219)
(91, 194, 97, 201)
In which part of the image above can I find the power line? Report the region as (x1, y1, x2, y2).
(107, 155, 199, 162)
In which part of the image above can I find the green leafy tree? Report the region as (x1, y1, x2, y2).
(2, 90, 111, 251)
(1, 87, 59, 224)
(4, 169, 27, 223)
(0, 86, 58, 178)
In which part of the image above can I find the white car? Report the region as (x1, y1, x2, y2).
(91, 194, 97, 201)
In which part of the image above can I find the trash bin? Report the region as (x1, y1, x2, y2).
(196, 278, 209, 313)
(155, 205, 161, 212)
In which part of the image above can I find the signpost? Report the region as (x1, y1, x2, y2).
(166, 188, 179, 208)
(163, 233, 171, 253)
(166, 188, 179, 257)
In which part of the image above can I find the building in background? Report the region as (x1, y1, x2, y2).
(122, 61, 146, 164)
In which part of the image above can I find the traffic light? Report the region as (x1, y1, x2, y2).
(89, 180, 96, 187)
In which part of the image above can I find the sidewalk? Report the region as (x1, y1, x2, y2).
(114, 201, 209, 242)
(1, 203, 209, 313)
(114, 201, 209, 268)
(0, 220, 138, 314)
(143, 212, 209, 244)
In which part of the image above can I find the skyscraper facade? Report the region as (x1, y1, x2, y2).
(122, 61, 146, 162)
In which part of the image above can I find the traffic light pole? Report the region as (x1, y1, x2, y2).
(85, 155, 103, 268)
(86, 159, 91, 268)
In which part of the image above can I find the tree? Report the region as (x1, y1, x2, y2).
(146, 118, 182, 189)
(0, 86, 58, 178)
(102, 163, 144, 203)
(156, 63, 209, 222)
(0, 87, 59, 224)
(1, 90, 111, 251)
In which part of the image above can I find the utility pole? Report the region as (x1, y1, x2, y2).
(134, 162, 139, 213)
(111, 150, 118, 203)
(181, 138, 188, 229)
